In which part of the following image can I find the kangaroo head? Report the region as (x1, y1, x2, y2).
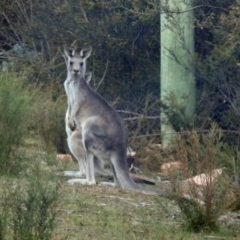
(64, 46, 92, 76)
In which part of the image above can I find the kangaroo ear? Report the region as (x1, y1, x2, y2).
(127, 147, 136, 157)
(64, 47, 75, 58)
(80, 46, 92, 59)
(84, 72, 92, 83)
(127, 151, 136, 157)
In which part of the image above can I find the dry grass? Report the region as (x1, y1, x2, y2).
(0, 135, 239, 239)
(50, 178, 239, 240)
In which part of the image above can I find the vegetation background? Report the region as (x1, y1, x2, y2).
(1, 0, 240, 149)
(0, 0, 240, 238)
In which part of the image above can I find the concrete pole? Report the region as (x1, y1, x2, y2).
(160, 0, 195, 145)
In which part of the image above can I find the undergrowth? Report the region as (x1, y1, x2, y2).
(0, 72, 35, 174)
(164, 124, 240, 233)
(0, 175, 59, 240)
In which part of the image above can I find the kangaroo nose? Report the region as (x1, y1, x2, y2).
(73, 69, 79, 73)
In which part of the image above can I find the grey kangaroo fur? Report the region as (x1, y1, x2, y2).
(63, 46, 155, 186)
(64, 46, 110, 180)
(66, 46, 166, 196)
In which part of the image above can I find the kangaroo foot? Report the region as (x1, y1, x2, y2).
(63, 171, 86, 178)
(98, 181, 120, 188)
(67, 178, 96, 185)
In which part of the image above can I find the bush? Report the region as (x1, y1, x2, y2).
(0, 72, 35, 174)
(33, 93, 67, 154)
(165, 125, 238, 232)
(0, 176, 59, 240)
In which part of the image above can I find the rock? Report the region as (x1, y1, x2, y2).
(56, 154, 73, 161)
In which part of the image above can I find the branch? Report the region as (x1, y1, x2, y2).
(117, 110, 144, 116)
(116, 110, 160, 121)
(132, 25, 143, 57)
(123, 116, 160, 121)
(219, 88, 240, 116)
(129, 133, 162, 139)
(160, 4, 228, 14)
(1, 12, 22, 43)
(80, 2, 89, 22)
(96, 59, 109, 91)
(15, 0, 30, 24)
(129, 129, 240, 139)
(120, 4, 227, 16)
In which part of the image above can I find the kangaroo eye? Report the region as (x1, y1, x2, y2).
(80, 62, 84, 67)
(70, 61, 73, 66)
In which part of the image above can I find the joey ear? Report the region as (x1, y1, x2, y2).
(84, 72, 92, 83)
(80, 46, 92, 59)
(130, 151, 136, 157)
(64, 47, 75, 58)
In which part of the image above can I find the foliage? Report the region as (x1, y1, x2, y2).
(0, 0, 164, 148)
(193, 0, 237, 58)
(1, 0, 240, 143)
(195, 4, 240, 145)
(165, 125, 238, 233)
(0, 72, 35, 174)
(160, 92, 195, 132)
(0, 70, 65, 173)
(0, 177, 59, 240)
(33, 93, 67, 153)
(0, 0, 160, 106)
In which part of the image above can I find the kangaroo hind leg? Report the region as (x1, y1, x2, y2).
(68, 130, 97, 185)
(94, 156, 111, 176)
(64, 131, 87, 179)
(99, 159, 121, 188)
(67, 152, 96, 185)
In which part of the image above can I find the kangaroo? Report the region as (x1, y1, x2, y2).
(66, 49, 166, 196)
(63, 46, 110, 180)
(63, 47, 154, 184)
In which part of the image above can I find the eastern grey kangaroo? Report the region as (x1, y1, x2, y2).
(64, 46, 109, 180)
(66, 47, 166, 195)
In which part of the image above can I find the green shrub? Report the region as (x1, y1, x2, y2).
(0, 212, 7, 240)
(0, 176, 59, 240)
(33, 93, 67, 154)
(0, 72, 35, 174)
